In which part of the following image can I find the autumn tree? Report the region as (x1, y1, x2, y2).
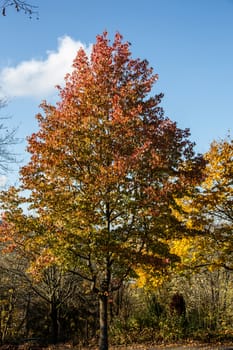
(0, 203, 88, 344)
(0, 32, 204, 350)
(176, 137, 233, 272)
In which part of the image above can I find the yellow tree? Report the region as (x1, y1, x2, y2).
(0, 32, 204, 350)
(171, 137, 233, 272)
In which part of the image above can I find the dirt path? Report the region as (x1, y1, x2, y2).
(108, 344, 233, 350)
(4, 342, 231, 350)
(147, 346, 233, 350)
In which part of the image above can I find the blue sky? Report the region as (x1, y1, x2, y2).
(0, 0, 233, 186)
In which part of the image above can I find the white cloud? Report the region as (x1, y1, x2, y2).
(0, 36, 92, 98)
(0, 175, 7, 187)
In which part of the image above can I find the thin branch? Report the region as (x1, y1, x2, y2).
(1, 0, 39, 18)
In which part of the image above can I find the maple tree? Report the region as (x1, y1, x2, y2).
(0, 32, 205, 350)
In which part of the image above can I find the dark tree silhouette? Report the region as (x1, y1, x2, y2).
(0, 99, 19, 174)
(0, 0, 38, 17)
(170, 293, 186, 316)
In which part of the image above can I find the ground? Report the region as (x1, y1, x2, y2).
(2, 342, 233, 350)
(83, 343, 233, 350)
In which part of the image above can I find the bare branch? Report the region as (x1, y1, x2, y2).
(0, 0, 39, 18)
(0, 101, 21, 175)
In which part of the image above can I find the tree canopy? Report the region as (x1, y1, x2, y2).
(0, 32, 205, 350)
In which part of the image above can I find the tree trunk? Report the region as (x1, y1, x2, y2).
(50, 300, 59, 344)
(99, 293, 108, 350)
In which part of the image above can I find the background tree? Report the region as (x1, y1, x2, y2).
(0, 200, 92, 344)
(0, 32, 205, 350)
(173, 137, 233, 272)
(0, 99, 19, 177)
(0, 248, 98, 345)
(0, 0, 38, 17)
(196, 137, 233, 271)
